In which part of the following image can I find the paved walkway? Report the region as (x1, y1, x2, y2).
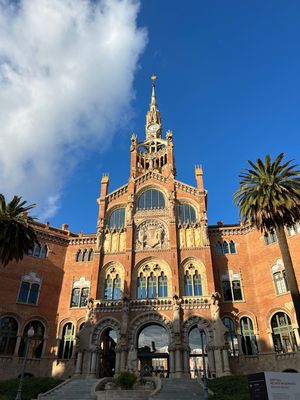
(151, 378, 205, 400)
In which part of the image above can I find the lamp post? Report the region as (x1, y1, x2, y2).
(199, 330, 209, 400)
(15, 326, 35, 400)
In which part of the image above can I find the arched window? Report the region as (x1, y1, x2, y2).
(103, 265, 123, 300)
(17, 272, 41, 305)
(193, 271, 202, 296)
(76, 250, 82, 262)
(222, 275, 243, 301)
(188, 327, 206, 379)
(217, 241, 223, 255)
(136, 262, 169, 300)
(28, 244, 48, 258)
(217, 240, 237, 255)
(271, 312, 297, 353)
(0, 317, 18, 355)
(82, 249, 89, 262)
(148, 273, 157, 298)
(33, 244, 41, 257)
(158, 272, 168, 297)
(229, 240, 236, 254)
(137, 273, 147, 299)
(113, 275, 121, 300)
(104, 275, 113, 300)
(223, 241, 229, 254)
(137, 189, 165, 210)
(273, 272, 288, 294)
(88, 249, 94, 261)
(272, 260, 288, 295)
(70, 277, 90, 307)
(240, 317, 258, 355)
(184, 271, 193, 296)
(108, 208, 125, 229)
(19, 321, 45, 358)
(58, 323, 74, 359)
(177, 204, 196, 224)
(223, 317, 239, 356)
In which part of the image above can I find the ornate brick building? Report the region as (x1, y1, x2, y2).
(1, 77, 300, 380)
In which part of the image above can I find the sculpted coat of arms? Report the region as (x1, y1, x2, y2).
(136, 220, 167, 250)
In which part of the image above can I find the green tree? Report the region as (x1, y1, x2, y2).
(234, 153, 300, 330)
(0, 194, 38, 267)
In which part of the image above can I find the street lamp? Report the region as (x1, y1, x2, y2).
(199, 330, 209, 400)
(15, 326, 35, 400)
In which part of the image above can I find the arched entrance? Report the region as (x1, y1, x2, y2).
(99, 328, 117, 377)
(188, 326, 207, 379)
(137, 324, 169, 377)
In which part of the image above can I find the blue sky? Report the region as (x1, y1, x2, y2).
(1, 1, 300, 233)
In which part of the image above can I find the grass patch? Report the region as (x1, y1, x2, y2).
(0, 377, 63, 400)
(208, 375, 250, 400)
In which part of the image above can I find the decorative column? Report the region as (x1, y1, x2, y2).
(175, 346, 183, 376)
(293, 326, 300, 347)
(213, 348, 223, 377)
(222, 347, 231, 375)
(168, 347, 175, 377)
(115, 347, 121, 375)
(183, 345, 190, 378)
(206, 346, 216, 378)
(14, 336, 22, 357)
(89, 351, 97, 377)
(74, 352, 83, 376)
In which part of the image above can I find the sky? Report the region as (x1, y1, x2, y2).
(1, 0, 300, 233)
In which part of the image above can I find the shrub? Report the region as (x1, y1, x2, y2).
(116, 371, 137, 390)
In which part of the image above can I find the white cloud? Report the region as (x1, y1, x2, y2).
(0, 0, 147, 218)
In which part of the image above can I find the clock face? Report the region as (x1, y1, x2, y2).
(149, 124, 158, 132)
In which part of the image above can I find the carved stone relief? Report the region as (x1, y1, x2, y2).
(103, 230, 126, 253)
(178, 225, 207, 248)
(135, 220, 168, 250)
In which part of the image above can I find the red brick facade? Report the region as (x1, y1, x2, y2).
(1, 80, 300, 379)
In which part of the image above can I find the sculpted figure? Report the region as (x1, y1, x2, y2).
(85, 297, 94, 322)
(211, 292, 221, 321)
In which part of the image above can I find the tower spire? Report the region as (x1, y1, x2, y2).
(150, 74, 157, 110)
(146, 74, 162, 139)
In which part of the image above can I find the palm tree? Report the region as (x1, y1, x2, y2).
(234, 153, 300, 330)
(0, 194, 38, 266)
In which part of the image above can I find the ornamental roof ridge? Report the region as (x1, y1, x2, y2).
(135, 170, 168, 186)
(174, 179, 206, 196)
(106, 183, 129, 202)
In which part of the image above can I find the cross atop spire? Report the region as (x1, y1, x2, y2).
(145, 74, 162, 139)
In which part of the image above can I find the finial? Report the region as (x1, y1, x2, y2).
(150, 74, 157, 85)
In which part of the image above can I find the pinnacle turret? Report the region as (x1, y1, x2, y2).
(145, 74, 162, 139)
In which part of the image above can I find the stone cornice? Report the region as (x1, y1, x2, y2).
(36, 230, 70, 246)
(208, 224, 255, 236)
(69, 236, 96, 246)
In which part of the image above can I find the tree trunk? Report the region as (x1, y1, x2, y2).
(275, 226, 300, 331)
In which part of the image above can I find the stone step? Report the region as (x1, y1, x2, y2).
(39, 378, 98, 400)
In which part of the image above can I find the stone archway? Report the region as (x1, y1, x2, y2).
(182, 316, 214, 378)
(128, 312, 174, 377)
(92, 318, 121, 378)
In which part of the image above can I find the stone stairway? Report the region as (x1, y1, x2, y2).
(38, 378, 98, 400)
(151, 378, 205, 400)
